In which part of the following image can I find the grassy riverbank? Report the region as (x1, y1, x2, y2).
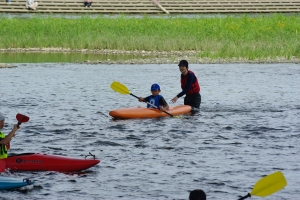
(1, 14, 300, 61)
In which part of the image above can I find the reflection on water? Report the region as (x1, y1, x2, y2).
(0, 52, 152, 63)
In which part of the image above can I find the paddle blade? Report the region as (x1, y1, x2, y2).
(250, 171, 287, 197)
(0, 160, 5, 172)
(110, 81, 131, 95)
(16, 113, 30, 123)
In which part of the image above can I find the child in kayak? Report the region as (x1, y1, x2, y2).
(0, 112, 19, 159)
(138, 83, 169, 112)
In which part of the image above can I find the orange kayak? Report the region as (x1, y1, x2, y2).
(109, 105, 191, 119)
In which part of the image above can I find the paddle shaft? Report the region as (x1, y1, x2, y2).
(130, 93, 174, 117)
(238, 193, 251, 200)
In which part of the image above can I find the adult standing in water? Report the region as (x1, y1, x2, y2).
(171, 60, 201, 110)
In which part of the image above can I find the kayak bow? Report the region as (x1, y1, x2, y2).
(0, 176, 34, 190)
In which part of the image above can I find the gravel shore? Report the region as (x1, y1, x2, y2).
(1, 48, 300, 68)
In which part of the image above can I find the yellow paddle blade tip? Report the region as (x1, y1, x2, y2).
(173, 115, 182, 118)
(110, 81, 131, 95)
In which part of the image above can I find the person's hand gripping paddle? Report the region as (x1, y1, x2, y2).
(110, 81, 179, 118)
(238, 171, 287, 200)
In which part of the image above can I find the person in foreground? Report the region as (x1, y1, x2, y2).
(171, 60, 201, 110)
(0, 112, 19, 159)
(138, 83, 169, 112)
(189, 189, 206, 200)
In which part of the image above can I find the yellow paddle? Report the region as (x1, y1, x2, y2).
(110, 81, 178, 118)
(238, 171, 287, 200)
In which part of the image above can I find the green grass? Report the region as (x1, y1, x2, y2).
(1, 14, 300, 60)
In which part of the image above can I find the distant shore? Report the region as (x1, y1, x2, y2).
(1, 14, 300, 66)
(1, 48, 300, 68)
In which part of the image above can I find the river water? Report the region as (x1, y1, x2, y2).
(0, 63, 299, 199)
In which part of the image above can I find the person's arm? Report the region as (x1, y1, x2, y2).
(171, 73, 195, 103)
(159, 97, 169, 111)
(138, 96, 149, 102)
(138, 97, 144, 102)
(0, 124, 19, 145)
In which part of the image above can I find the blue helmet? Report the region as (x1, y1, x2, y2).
(150, 83, 160, 91)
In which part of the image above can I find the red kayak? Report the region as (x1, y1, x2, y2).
(4, 153, 100, 172)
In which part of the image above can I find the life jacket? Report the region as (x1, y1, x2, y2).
(181, 70, 200, 95)
(0, 131, 8, 159)
(147, 95, 162, 108)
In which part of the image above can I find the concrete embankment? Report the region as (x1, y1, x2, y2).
(1, 0, 300, 14)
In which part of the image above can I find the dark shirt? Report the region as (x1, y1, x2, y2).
(177, 72, 196, 98)
(145, 95, 168, 107)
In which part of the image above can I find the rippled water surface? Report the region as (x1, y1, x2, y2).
(0, 63, 299, 199)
